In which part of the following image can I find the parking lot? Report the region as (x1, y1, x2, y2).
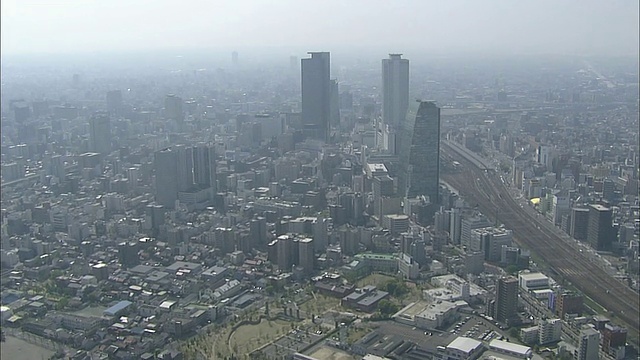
(366, 314, 510, 356)
(441, 314, 509, 343)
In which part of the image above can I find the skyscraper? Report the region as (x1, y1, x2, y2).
(250, 217, 267, 248)
(174, 145, 194, 192)
(50, 155, 66, 182)
(301, 52, 331, 142)
(193, 143, 217, 193)
(382, 54, 409, 128)
(313, 217, 328, 252)
(373, 175, 395, 220)
(154, 148, 179, 208)
(89, 112, 111, 155)
(495, 276, 518, 324)
(401, 101, 441, 203)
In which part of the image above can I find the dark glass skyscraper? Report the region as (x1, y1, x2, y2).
(587, 204, 613, 251)
(301, 52, 330, 142)
(399, 101, 441, 204)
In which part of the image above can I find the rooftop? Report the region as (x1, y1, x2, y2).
(590, 204, 610, 211)
(518, 272, 548, 281)
(447, 336, 483, 354)
(104, 300, 132, 316)
(489, 339, 532, 356)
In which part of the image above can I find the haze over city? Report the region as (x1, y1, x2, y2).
(0, 1, 638, 360)
(1, 0, 639, 58)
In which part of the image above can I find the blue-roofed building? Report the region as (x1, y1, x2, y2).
(103, 300, 133, 317)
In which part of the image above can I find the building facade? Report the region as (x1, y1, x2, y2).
(382, 54, 409, 129)
(495, 276, 518, 324)
(89, 113, 111, 155)
(400, 101, 441, 204)
(301, 52, 331, 142)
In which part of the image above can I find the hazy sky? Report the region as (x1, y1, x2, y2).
(1, 0, 638, 57)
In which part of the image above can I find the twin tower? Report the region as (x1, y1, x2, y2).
(301, 52, 440, 203)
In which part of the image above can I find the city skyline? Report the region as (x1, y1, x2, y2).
(0, 3, 638, 358)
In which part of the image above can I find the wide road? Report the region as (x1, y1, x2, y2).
(441, 142, 640, 346)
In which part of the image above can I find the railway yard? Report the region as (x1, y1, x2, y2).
(441, 141, 640, 346)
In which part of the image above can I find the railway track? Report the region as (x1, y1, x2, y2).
(441, 142, 640, 346)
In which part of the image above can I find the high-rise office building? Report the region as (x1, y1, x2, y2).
(50, 155, 66, 182)
(193, 143, 217, 193)
(154, 148, 179, 208)
(250, 217, 267, 248)
(400, 101, 441, 203)
(312, 217, 329, 252)
(301, 52, 331, 142)
(165, 94, 183, 122)
(89, 113, 111, 155)
(145, 204, 166, 235)
(106, 90, 123, 116)
(461, 215, 492, 249)
(382, 54, 409, 128)
(495, 276, 518, 324)
(277, 235, 294, 271)
(470, 226, 513, 262)
(449, 208, 462, 244)
(587, 204, 613, 251)
(298, 238, 315, 274)
(570, 207, 589, 241)
(602, 178, 616, 202)
(174, 145, 194, 192)
(373, 175, 395, 220)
